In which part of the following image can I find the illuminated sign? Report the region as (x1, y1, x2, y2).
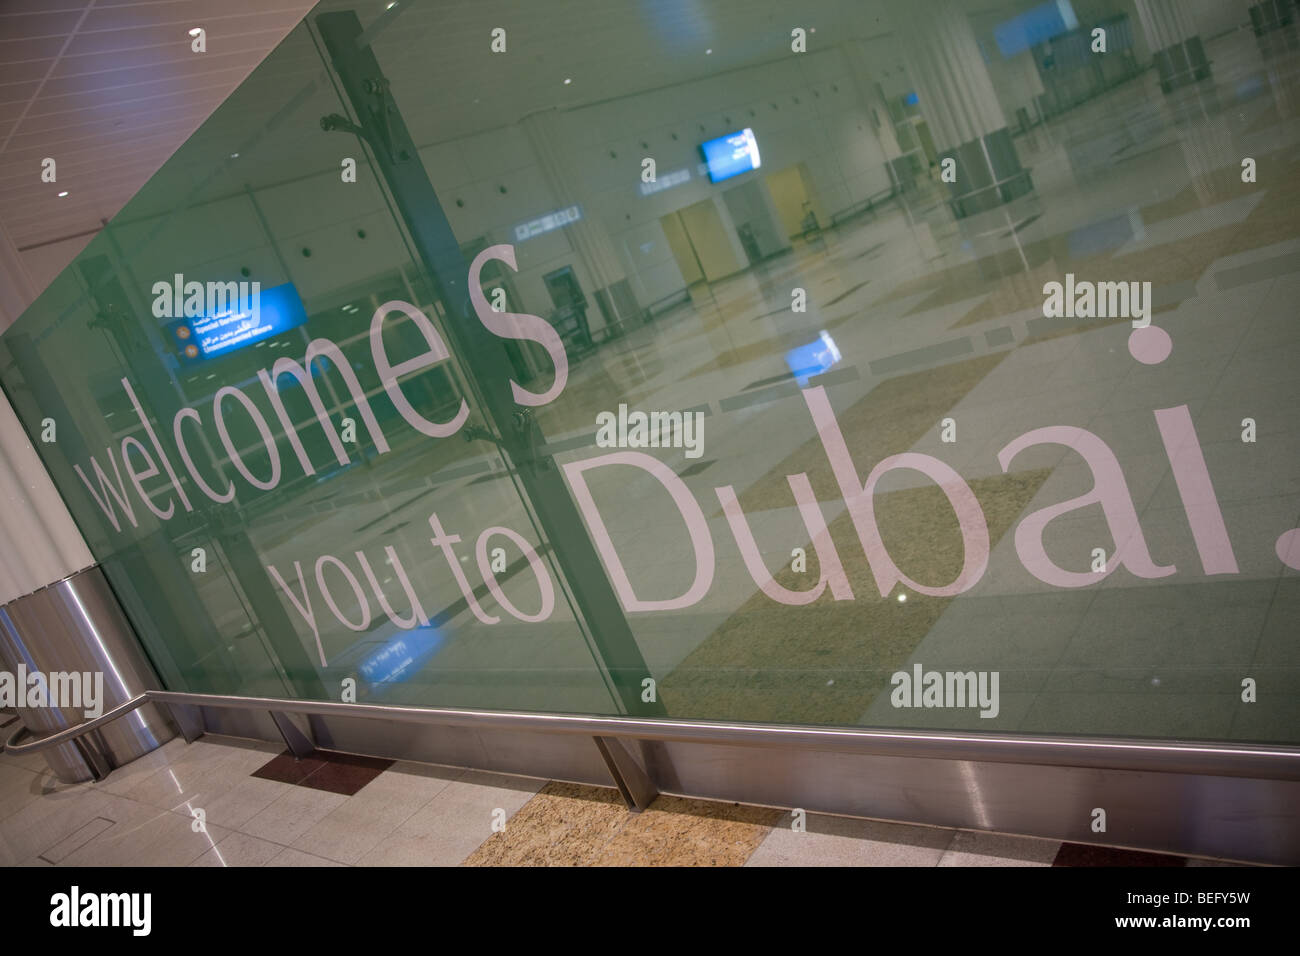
(513, 205, 582, 242)
(700, 128, 761, 183)
(994, 0, 1078, 57)
(356, 626, 444, 694)
(785, 330, 841, 386)
(639, 167, 692, 196)
(167, 282, 307, 363)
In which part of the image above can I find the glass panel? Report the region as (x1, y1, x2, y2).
(2, 0, 1297, 744)
(0, 11, 622, 715)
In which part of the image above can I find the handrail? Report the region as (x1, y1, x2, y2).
(945, 168, 1034, 214)
(4, 694, 151, 755)
(829, 186, 897, 227)
(6, 687, 1300, 781)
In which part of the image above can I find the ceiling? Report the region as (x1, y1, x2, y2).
(3, 0, 1037, 297)
(0, 0, 317, 265)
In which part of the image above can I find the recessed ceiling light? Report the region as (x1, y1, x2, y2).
(563, 77, 572, 84)
(706, 48, 713, 54)
(57, 191, 68, 197)
(897, 593, 907, 603)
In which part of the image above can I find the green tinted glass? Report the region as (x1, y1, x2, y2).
(2, 0, 1297, 744)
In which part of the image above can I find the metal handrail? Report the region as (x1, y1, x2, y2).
(829, 186, 898, 228)
(4, 694, 151, 755)
(945, 168, 1034, 214)
(6, 687, 1300, 781)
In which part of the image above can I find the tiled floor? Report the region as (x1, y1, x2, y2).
(0, 734, 1251, 867)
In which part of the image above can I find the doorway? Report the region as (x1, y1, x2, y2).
(661, 198, 741, 283)
(660, 211, 705, 286)
(766, 163, 824, 241)
(721, 180, 784, 265)
(543, 265, 593, 355)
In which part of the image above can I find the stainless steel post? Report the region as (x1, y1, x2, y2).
(0, 566, 175, 783)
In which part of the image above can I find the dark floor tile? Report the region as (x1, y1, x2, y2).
(252, 751, 329, 785)
(1053, 843, 1187, 867)
(298, 751, 395, 796)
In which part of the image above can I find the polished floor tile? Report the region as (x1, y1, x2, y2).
(189, 831, 286, 868)
(289, 762, 460, 864)
(746, 814, 957, 867)
(359, 770, 543, 866)
(938, 831, 1061, 867)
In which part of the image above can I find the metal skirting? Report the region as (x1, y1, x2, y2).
(638, 740, 1300, 866)
(176, 692, 1300, 865)
(9, 688, 1300, 864)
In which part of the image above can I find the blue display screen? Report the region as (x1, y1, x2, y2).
(700, 128, 762, 183)
(994, 0, 1078, 57)
(167, 281, 308, 363)
(357, 626, 445, 696)
(785, 330, 841, 386)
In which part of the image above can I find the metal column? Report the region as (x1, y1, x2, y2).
(315, 10, 664, 718)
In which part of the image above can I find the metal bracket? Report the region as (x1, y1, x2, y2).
(320, 112, 367, 140)
(593, 736, 658, 812)
(269, 710, 316, 759)
(72, 732, 113, 782)
(163, 702, 205, 744)
(510, 408, 552, 471)
(463, 412, 552, 471)
(462, 423, 504, 448)
(320, 76, 406, 163)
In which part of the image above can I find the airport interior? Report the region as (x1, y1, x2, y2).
(0, 0, 1297, 869)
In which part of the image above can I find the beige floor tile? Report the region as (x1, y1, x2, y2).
(746, 814, 956, 866)
(265, 847, 347, 867)
(240, 785, 347, 846)
(357, 770, 543, 866)
(937, 830, 1060, 866)
(190, 831, 286, 867)
(60, 805, 230, 867)
(290, 762, 461, 864)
